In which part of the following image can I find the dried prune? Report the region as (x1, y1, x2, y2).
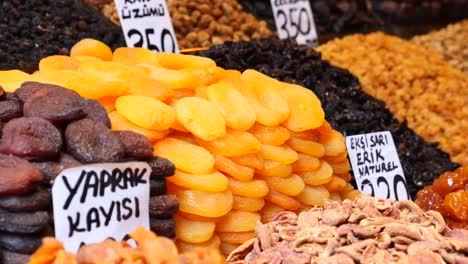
(150, 179, 167, 196)
(0, 117, 63, 160)
(0, 85, 5, 100)
(0, 98, 22, 122)
(80, 98, 111, 128)
(149, 218, 176, 239)
(147, 156, 176, 178)
(149, 194, 179, 219)
(32, 153, 82, 185)
(114, 130, 154, 159)
(23, 84, 85, 124)
(14, 82, 62, 104)
(0, 153, 43, 195)
(65, 118, 125, 163)
(0, 188, 51, 212)
(0, 249, 30, 264)
(0, 209, 49, 234)
(0, 233, 41, 254)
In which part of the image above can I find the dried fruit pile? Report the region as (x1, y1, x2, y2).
(29, 226, 226, 264)
(99, 0, 274, 49)
(0, 0, 125, 74)
(0, 39, 359, 255)
(228, 195, 468, 264)
(411, 19, 468, 74)
(0, 81, 177, 264)
(318, 32, 468, 166)
(196, 37, 459, 200)
(416, 167, 468, 230)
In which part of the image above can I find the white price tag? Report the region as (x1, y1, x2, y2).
(345, 132, 410, 201)
(52, 162, 151, 253)
(114, 0, 179, 53)
(270, 0, 318, 46)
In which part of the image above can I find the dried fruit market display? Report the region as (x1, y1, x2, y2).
(411, 19, 468, 74)
(0, 81, 178, 263)
(197, 38, 459, 200)
(317, 32, 468, 166)
(416, 167, 468, 230)
(227, 195, 468, 263)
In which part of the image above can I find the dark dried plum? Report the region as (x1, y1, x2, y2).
(0, 249, 30, 264)
(0, 98, 22, 122)
(80, 98, 111, 128)
(149, 194, 179, 219)
(150, 179, 167, 196)
(0, 187, 51, 212)
(65, 118, 125, 163)
(0, 117, 63, 160)
(0, 233, 42, 254)
(0, 153, 43, 195)
(114, 130, 154, 159)
(32, 153, 82, 185)
(0, 209, 49, 234)
(23, 84, 85, 124)
(147, 156, 176, 179)
(149, 218, 176, 239)
(0, 85, 6, 100)
(14, 82, 62, 104)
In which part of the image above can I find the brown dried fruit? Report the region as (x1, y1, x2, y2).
(32, 152, 82, 185)
(0, 187, 51, 212)
(0, 85, 5, 100)
(0, 233, 42, 254)
(80, 98, 111, 128)
(114, 130, 154, 159)
(0, 153, 44, 195)
(0, 98, 22, 122)
(147, 156, 176, 178)
(149, 194, 179, 219)
(150, 179, 167, 196)
(65, 118, 125, 163)
(13, 82, 60, 104)
(0, 249, 31, 264)
(149, 218, 176, 239)
(0, 117, 63, 160)
(0, 209, 49, 234)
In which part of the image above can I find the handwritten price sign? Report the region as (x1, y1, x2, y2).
(114, 0, 179, 53)
(270, 0, 318, 46)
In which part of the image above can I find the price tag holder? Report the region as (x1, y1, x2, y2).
(52, 162, 151, 253)
(114, 0, 179, 53)
(345, 131, 410, 201)
(270, 0, 318, 46)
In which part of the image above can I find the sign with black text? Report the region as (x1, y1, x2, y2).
(346, 132, 410, 201)
(114, 0, 179, 53)
(52, 162, 150, 253)
(270, 0, 318, 46)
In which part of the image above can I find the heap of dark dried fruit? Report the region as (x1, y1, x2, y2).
(197, 38, 459, 200)
(0, 83, 177, 264)
(0, 0, 125, 74)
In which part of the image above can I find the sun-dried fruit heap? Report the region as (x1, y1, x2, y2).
(196, 37, 459, 200)
(416, 167, 468, 230)
(0, 39, 358, 255)
(318, 32, 468, 166)
(0, 82, 177, 263)
(29, 226, 226, 264)
(228, 195, 468, 264)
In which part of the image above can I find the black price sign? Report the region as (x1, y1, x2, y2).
(115, 0, 179, 53)
(270, 0, 318, 46)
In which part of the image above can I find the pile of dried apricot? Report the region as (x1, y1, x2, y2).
(0, 38, 359, 255)
(416, 166, 468, 229)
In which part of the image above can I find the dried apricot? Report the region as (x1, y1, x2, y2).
(260, 144, 298, 164)
(216, 210, 260, 232)
(229, 153, 264, 170)
(330, 160, 351, 174)
(325, 176, 348, 192)
(214, 154, 254, 182)
(329, 192, 342, 203)
(232, 195, 265, 212)
(260, 203, 285, 223)
(289, 129, 320, 141)
(295, 185, 330, 206)
(175, 97, 226, 141)
(322, 151, 348, 164)
(71, 38, 113, 61)
(197, 130, 261, 157)
(264, 174, 305, 196)
(96, 96, 117, 113)
(292, 153, 320, 172)
(154, 137, 214, 174)
(0, 153, 44, 195)
(115, 95, 175, 130)
(174, 214, 215, 244)
(80, 98, 111, 128)
(177, 212, 224, 223)
(108, 111, 169, 142)
(218, 231, 256, 244)
(443, 190, 468, 221)
(176, 235, 221, 253)
(228, 178, 269, 198)
(265, 189, 301, 211)
(140, 64, 202, 90)
(39, 55, 80, 72)
(220, 242, 241, 256)
(0, 98, 22, 122)
(113, 47, 157, 65)
(0, 70, 32, 92)
(256, 160, 292, 178)
(154, 53, 216, 69)
(248, 123, 290, 145)
(169, 131, 197, 144)
(113, 130, 154, 159)
(166, 169, 228, 192)
(319, 130, 346, 156)
(287, 137, 325, 157)
(299, 160, 333, 185)
(124, 73, 173, 101)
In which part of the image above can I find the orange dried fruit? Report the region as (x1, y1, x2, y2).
(125, 74, 173, 101)
(218, 231, 256, 244)
(113, 47, 157, 65)
(292, 153, 320, 172)
(325, 176, 348, 192)
(444, 190, 468, 221)
(169, 131, 197, 144)
(264, 189, 301, 211)
(264, 174, 305, 196)
(260, 203, 284, 223)
(154, 137, 214, 174)
(197, 130, 261, 157)
(289, 129, 320, 141)
(319, 130, 346, 156)
(167, 169, 228, 192)
(154, 53, 216, 69)
(39, 55, 80, 72)
(330, 160, 351, 174)
(322, 151, 348, 164)
(287, 137, 325, 158)
(176, 235, 221, 253)
(260, 144, 298, 164)
(295, 185, 330, 206)
(97, 96, 117, 113)
(341, 190, 361, 201)
(248, 123, 290, 145)
(229, 153, 264, 170)
(177, 212, 224, 223)
(299, 160, 333, 185)
(329, 192, 342, 203)
(214, 154, 255, 182)
(174, 214, 216, 243)
(228, 177, 269, 198)
(73, 55, 102, 63)
(232, 195, 265, 212)
(176, 97, 226, 141)
(256, 160, 292, 178)
(108, 111, 169, 142)
(194, 85, 208, 99)
(220, 243, 241, 256)
(216, 210, 260, 232)
(206, 82, 256, 131)
(139, 64, 202, 90)
(71, 38, 113, 61)
(335, 173, 352, 182)
(0, 70, 31, 92)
